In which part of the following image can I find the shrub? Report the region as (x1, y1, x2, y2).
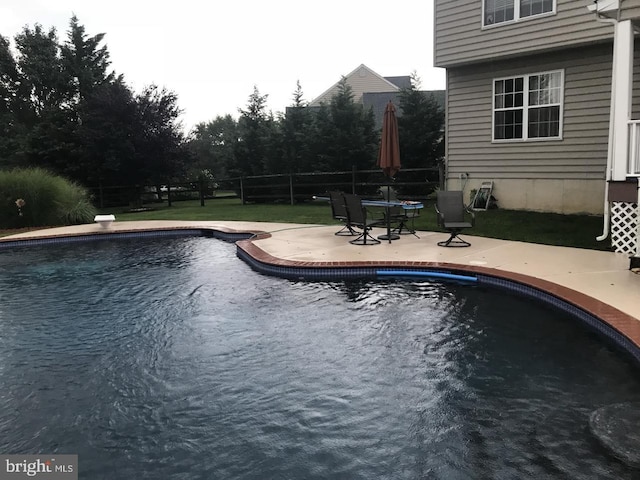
(0, 168, 97, 229)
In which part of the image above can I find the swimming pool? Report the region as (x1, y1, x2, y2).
(1, 236, 639, 479)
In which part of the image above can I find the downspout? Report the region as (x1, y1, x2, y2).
(637, 183, 640, 258)
(597, 41, 615, 241)
(594, 8, 620, 241)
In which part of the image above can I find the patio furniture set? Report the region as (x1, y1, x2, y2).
(326, 190, 475, 247)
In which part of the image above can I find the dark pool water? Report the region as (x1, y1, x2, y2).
(1, 237, 639, 479)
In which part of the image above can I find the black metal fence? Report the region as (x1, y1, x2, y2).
(233, 166, 442, 204)
(90, 166, 442, 209)
(89, 183, 208, 209)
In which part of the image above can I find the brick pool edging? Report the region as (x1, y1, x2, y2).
(236, 238, 640, 365)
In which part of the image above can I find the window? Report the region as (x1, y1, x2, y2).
(484, 0, 554, 26)
(493, 71, 563, 141)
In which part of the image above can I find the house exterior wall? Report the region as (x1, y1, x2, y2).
(435, 0, 640, 214)
(309, 65, 399, 106)
(444, 43, 625, 214)
(435, 0, 614, 68)
(621, 0, 640, 21)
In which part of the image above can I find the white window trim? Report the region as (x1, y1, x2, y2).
(491, 69, 564, 143)
(482, 0, 557, 29)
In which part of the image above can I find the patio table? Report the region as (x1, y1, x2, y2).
(313, 196, 424, 243)
(360, 199, 423, 243)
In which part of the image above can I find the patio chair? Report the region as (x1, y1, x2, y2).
(342, 193, 383, 245)
(379, 186, 420, 237)
(435, 190, 475, 247)
(329, 190, 359, 236)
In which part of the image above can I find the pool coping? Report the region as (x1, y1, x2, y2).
(2, 223, 640, 364)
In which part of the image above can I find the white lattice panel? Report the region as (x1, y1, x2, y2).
(611, 201, 638, 254)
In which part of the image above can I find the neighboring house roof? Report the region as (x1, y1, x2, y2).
(362, 92, 404, 128)
(300, 64, 445, 128)
(309, 64, 404, 106)
(384, 76, 412, 89)
(363, 90, 446, 129)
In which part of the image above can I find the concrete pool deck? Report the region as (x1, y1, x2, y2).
(2, 219, 639, 350)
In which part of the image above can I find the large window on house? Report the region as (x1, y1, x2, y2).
(493, 70, 563, 141)
(484, 0, 554, 26)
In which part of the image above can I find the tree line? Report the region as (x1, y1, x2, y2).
(190, 77, 444, 182)
(0, 16, 444, 194)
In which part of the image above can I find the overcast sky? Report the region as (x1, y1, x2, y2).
(1, 0, 446, 132)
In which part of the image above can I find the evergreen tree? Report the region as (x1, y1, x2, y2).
(280, 81, 314, 172)
(74, 78, 137, 186)
(61, 15, 125, 186)
(398, 72, 445, 170)
(319, 78, 377, 171)
(236, 86, 272, 176)
(307, 104, 333, 172)
(61, 15, 115, 103)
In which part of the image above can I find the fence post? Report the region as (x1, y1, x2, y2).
(167, 183, 172, 207)
(199, 179, 205, 206)
(289, 172, 295, 205)
(240, 177, 245, 205)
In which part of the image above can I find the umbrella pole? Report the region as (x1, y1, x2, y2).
(378, 177, 400, 243)
(388, 177, 399, 243)
(386, 177, 392, 243)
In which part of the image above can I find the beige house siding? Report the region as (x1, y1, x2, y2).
(435, 0, 614, 68)
(309, 65, 399, 106)
(444, 43, 623, 214)
(621, 0, 640, 21)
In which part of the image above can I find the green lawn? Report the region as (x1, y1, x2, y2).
(97, 197, 610, 251)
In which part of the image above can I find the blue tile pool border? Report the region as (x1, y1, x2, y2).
(2, 228, 639, 366)
(477, 274, 640, 365)
(237, 246, 640, 366)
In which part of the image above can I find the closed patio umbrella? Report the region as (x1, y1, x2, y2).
(377, 101, 401, 241)
(377, 101, 401, 178)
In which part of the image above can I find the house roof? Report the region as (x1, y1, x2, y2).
(384, 76, 412, 89)
(363, 90, 446, 128)
(309, 64, 403, 106)
(362, 92, 404, 128)
(300, 64, 445, 128)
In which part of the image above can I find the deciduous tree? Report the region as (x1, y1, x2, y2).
(0, 35, 24, 166)
(132, 84, 189, 186)
(189, 114, 239, 179)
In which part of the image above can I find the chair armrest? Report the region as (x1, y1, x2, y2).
(465, 206, 476, 227)
(434, 205, 445, 227)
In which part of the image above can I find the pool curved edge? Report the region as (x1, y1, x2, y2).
(0, 225, 260, 248)
(236, 239, 640, 365)
(2, 223, 639, 366)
